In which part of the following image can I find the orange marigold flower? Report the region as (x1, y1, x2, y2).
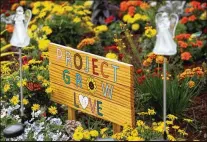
(188, 81, 195, 88)
(196, 40, 203, 47)
(185, 7, 194, 13)
(143, 60, 150, 67)
(11, 3, 19, 11)
(128, 6, 136, 16)
(20, 0, 27, 6)
(147, 52, 156, 59)
(188, 15, 197, 22)
(180, 17, 188, 24)
(6, 24, 14, 33)
(192, 67, 202, 72)
(181, 52, 192, 61)
(120, 1, 129, 12)
(77, 38, 95, 49)
(127, 0, 140, 6)
(140, 2, 150, 10)
(190, 1, 201, 9)
(178, 41, 188, 48)
(146, 58, 152, 63)
(156, 56, 164, 64)
(175, 34, 191, 40)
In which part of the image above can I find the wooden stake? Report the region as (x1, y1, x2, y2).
(113, 123, 121, 134)
(68, 107, 76, 120)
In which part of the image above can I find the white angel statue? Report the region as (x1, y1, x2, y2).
(10, 6, 32, 47)
(153, 12, 178, 55)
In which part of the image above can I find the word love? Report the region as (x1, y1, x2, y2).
(74, 93, 103, 116)
(57, 48, 119, 83)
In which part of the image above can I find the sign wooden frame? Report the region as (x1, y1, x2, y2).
(48, 43, 135, 133)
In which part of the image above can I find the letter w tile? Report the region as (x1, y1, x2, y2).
(102, 82, 114, 99)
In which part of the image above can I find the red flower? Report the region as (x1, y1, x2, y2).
(137, 77, 144, 84)
(188, 15, 197, 22)
(128, 6, 136, 16)
(180, 17, 188, 24)
(118, 53, 124, 60)
(5, 13, 10, 17)
(185, 7, 194, 13)
(196, 40, 203, 47)
(22, 56, 28, 65)
(120, 1, 129, 12)
(178, 41, 188, 48)
(190, 1, 202, 9)
(104, 45, 119, 53)
(105, 16, 115, 24)
(136, 69, 143, 74)
(181, 52, 192, 61)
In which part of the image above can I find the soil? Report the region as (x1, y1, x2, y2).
(185, 89, 207, 141)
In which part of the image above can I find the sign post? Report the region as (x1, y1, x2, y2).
(49, 43, 135, 133)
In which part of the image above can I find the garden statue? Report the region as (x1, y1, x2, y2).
(153, 12, 178, 55)
(152, 11, 178, 140)
(10, 6, 31, 47)
(2, 6, 32, 139)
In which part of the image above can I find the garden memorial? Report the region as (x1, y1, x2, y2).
(0, 0, 207, 141)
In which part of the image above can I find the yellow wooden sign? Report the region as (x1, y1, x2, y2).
(48, 43, 135, 128)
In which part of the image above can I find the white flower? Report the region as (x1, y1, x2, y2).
(150, 2, 157, 7)
(1, 108, 7, 118)
(50, 118, 62, 125)
(37, 133, 44, 141)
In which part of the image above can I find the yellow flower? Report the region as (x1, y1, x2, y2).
(106, 53, 118, 60)
(38, 39, 50, 51)
(28, 59, 42, 65)
(73, 132, 84, 141)
(84, 1, 93, 8)
(64, 6, 73, 12)
(17, 79, 27, 87)
(123, 14, 131, 22)
(200, 11, 207, 20)
(45, 87, 53, 94)
(167, 134, 176, 141)
(146, 57, 152, 63)
(156, 56, 164, 64)
(127, 17, 136, 24)
(42, 26, 52, 35)
(148, 108, 156, 115)
(30, 24, 37, 31)
(73, 17, 81, 23)
(10, 95, 19, 105)
(75, 126, 84, 133)
(48, 106, 58, 115)
(132, 23, 140, 31)
(137, 120, 145, 127)
(94, 25, 108, 34)
(145, 27, 157, 38)
(23, 98, 29, 105)
(172, 125, 180, 130)
(183, 118, 193, 123)
(42, 79, 50, 87)
(131, 129, 138, 137)
(90, 130, 99, 137)
(83, 130, 91, 140)
(39, 11, 46, 18)
(166, 120, 173, 125)
(4, 84, 10, 93)
(132, 136, 144, 141)
(178, 129, 188, 136)
(134, 14, 141, 20)
(141, 15, 149, 21)
(100, 128, 108, 135)
(23, 65, 29, 70)
(37, 75, 44, 81)
(167, 114, 178, 121)
(31, 104, 40, 111)
(32, 8, 40, 15)
(188, 81, 195, 88)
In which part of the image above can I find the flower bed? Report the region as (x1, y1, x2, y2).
(1, 0, 207, 141)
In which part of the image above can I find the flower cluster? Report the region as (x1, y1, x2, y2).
(73, 126, 100, 141)
(77, 38, 96, 49)
(178, 67, 205, 80)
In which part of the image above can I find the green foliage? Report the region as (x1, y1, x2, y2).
(136, 75, 205, 117)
